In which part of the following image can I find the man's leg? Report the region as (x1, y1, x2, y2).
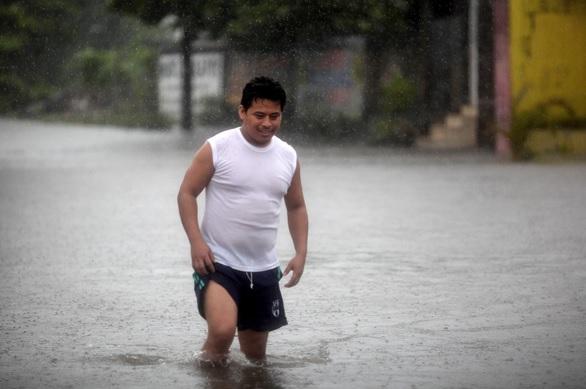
(238, 330, 269, 361)
(201, 281, 237, 361)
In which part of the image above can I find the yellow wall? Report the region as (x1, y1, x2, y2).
(510, 0, 586, 117)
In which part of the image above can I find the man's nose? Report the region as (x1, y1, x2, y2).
(261, 116, 272, 127)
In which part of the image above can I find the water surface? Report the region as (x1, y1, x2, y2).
(1, 119, 585, 388)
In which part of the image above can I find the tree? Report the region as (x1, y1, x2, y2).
(225, 1, 355, 119)
(226, 2, 353, 49)
(108, 0, 235, 130)
(351, 0, 412, 121)
(0, 0, 78, 112)
(70, 1, 164, 118)
(224, 0, 412, 122)
(108, 0, 415, 130)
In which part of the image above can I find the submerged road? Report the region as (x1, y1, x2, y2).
(1, 118, 585, 388)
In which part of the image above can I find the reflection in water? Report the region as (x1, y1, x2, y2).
(113, 353, 167, 366)
(197, 359, 285, 389)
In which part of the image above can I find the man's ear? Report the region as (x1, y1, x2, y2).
(238, 105, 246, 120)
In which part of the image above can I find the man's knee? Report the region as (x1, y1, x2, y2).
(203, 322, 236, 358)
(208, 322, 236, 343)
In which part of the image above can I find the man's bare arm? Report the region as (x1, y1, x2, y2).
(283, 160, 308, 287)
(177, 142, 215, 275)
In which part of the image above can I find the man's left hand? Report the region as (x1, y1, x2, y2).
(283, 254, 305, 288)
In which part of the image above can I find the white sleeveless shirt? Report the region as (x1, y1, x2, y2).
(201, 127, 297, 271)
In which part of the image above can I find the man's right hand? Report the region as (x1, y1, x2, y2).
(191, 240, 215, 275)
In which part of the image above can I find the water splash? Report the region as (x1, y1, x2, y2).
(112, 353, 167, 366)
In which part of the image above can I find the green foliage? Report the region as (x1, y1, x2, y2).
(226, 1, 353, 51)
(108, 0, 419, 131)
(0, 0, 78, 112)
(0, 0, 167, 127)
(368, 116, 417, 146)
(108, 0, 235, 36)
(224, 0, 411, 51)
(354, 0, 411, 40)
(379, 74, 417, 114)
(72, 48, 130, 106)
(108, 0, 237, 129)
(2, 0, 420, 133)
(368, 72, 418, 146)
(70, 46, 160, 119)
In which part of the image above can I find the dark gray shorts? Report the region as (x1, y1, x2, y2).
(193, 262, 288, 332)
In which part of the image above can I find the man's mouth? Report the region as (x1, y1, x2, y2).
(258, 128, 273, 136)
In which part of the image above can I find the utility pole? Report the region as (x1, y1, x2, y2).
(469, 0, 479, 108)
(181, 22, 194, 131)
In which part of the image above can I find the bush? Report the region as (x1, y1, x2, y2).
(72, 48, 133, 108)
(368, 116, 417, 146)
(60, 46, 165, 128)
(379, 74, 418, 114)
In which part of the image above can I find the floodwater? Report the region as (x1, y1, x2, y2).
(1, 118, 585, 388)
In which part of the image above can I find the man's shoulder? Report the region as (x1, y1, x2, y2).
(273, 136, 297, 156)
(207, 127, 239, 144)
(273, 136, 297, 171)
(206, 128, 240, 165)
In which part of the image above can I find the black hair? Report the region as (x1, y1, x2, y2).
(240, 76, 287, 111)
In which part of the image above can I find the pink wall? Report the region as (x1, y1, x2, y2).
(493, 0, 512, 158)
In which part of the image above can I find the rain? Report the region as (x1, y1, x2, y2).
(1, 1, 586, 388)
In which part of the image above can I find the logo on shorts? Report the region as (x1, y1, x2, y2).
(271, 300, 280, 317)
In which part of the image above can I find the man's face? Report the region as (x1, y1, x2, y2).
(239, 98, 282, 146)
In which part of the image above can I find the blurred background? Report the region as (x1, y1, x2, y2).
(2, 2, 586, 388)
(0, 0, 585, 157)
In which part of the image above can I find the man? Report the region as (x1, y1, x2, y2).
(177, 76, 308, 364)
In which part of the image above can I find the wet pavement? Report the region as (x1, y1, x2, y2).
(1, 118, 585, 388)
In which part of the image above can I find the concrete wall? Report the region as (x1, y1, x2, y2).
(510, 0, 586, 117)
(158, 52, 224, 120)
